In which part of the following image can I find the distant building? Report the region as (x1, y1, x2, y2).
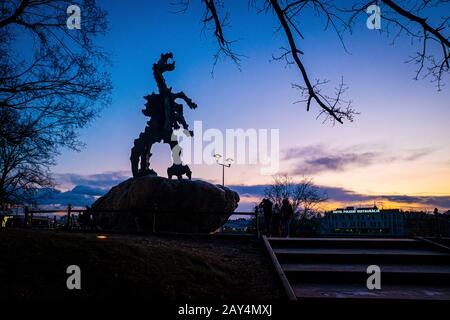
(222, 218, 255, 233)
(321, 206, 405, 236)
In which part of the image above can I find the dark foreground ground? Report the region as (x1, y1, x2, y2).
(0, 229, 284, 300)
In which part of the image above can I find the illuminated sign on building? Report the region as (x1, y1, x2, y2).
(332, 209, 380, 214)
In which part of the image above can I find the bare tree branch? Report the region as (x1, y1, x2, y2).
(269, 0, 357, 124)
(264, 174, 328, 215)
(187, 0, 448, 122)
(0, 0, 111, 207)
(200, 0, 242, 71)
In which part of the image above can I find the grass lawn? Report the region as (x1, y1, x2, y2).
(0, 229, 283, 300)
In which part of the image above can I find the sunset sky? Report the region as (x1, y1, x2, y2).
(46, 0, 450, 212)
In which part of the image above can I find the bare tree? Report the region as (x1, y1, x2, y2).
(263, 174, 293, 206)
(0, 108, 54, 208)
(0, 0, 111, 208)
(175, 0, 449, 123)
(264, 174, 328, 217)
(292, 176, 328, 217)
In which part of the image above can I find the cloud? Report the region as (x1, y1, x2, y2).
(377, 195, 450, 208)
(318, 187, 450, 209)
(71, 185, 106, 196)
(228, 185, 267, 197)
(301, 152, 378, 174)
(283, 144, 433, 175)
(53, 171, 129, 191)
(34, 171, 130, 208)
(229, 184, 369, 201)
(229, 184, 450, 210)
(34, 171, 449, 211)
(35, 188, 101, 208)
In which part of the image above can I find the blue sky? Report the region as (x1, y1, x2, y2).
(47, 0, 449, 211)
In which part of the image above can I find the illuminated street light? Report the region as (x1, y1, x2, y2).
(214, 154, 233, 186)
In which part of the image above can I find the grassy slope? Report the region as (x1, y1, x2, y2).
(0, 229, 283, 300)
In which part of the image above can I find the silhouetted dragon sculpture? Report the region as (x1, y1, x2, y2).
(130, 53, 196, 179)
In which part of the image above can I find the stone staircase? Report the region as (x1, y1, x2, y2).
(265, 237, 450, 301)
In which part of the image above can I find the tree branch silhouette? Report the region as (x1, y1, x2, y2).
(189, 0, 449, 123)
(201, 0, 242, 71)
(0, 0, 111, 207)
(269, 0, 356, 124)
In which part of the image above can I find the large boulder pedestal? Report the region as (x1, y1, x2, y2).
(91, 176, 240, 233)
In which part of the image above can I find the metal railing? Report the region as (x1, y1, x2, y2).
(10, 205, 261, 237)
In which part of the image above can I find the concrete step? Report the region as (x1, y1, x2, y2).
(282, 263, 450, 284)
(273, 248, 450, 264)
(268, 237, 432, 250)
(264, 237, 450, 301)
(282, 263, 450, 274)
(292, 282, 450, 300)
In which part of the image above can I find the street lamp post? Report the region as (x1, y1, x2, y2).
(214, 154, 233, 186)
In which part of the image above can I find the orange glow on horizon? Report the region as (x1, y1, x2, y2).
(238, 194, 449, 212)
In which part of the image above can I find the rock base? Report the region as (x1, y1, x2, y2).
(91, 176, 240, 233)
